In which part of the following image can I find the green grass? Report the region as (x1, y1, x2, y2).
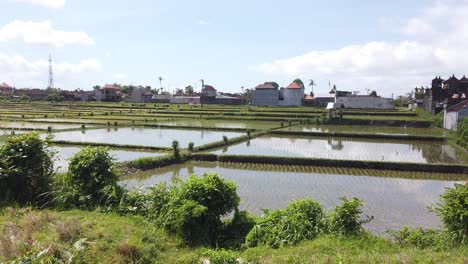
(1, 208, 466, 263)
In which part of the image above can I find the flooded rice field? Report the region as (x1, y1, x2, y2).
(0, 121, 83, 130)
(48, 127, 244, 148)
(149, 119, 280, 130)
(210, 136, 468, 164)
(121, 162, 466, 234)
(50, 146, 166, 172)
(281, 124, 446, 137)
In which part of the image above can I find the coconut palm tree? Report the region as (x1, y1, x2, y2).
(308, 79, 316, 96)
(158, 76, 164, 92)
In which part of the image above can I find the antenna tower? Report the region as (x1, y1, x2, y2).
(48, 54, 54, 89)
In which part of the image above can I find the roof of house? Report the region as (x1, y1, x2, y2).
(304, 95, 314, 100)
(102, 84, 122, 90)
(255, 84, 276, 90)
(460, 75, 468, 83)
(447, 99, 468, 111)
(202, 85, 216, 91)
(0, 83, 11, 89)
(15, 89, 48, 95)
(444, 74, 459, 83)
(286, 82, 304, 89)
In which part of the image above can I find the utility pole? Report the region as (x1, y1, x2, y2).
(48, 54, 54, 89)
(200, 79, 205, 109)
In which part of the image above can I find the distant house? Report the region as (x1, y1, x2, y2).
(95, 84, 123, 102)
(152, 94, 172, 103)
(200, 85, 217, 104)
(73, 90, 95, 101)
(0, 83, 13, 96)
(444, 99, 468, 131)
(14, 89, 49, 101)
(312, 94, 335, 106)
(252, 80, 305, 106)
(199, 85, 246, 105)
(170, 96, 200, 104)
(59, 90, 76, 101)
(334, 91, 394, 109)
(127, 86, 153, 103)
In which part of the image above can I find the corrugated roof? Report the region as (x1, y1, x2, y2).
(447, 99, 468, 111)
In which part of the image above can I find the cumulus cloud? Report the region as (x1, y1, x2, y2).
(9, 0, 65, 9)
(0, 54, 102, 88)
(0, 20, 95, 48)
(251, 0, 468, 96)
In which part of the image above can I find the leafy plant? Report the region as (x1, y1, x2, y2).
(245, 199, 325, 248)
(434, 183, 468, 244)
(328, 197, 373, 236)
(188, 142, 195, 152)
(0, 133, 54, 206)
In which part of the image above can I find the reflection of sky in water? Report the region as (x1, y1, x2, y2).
(211, 136, 466, 164)
(154, 119, 279, 129)
(0, 121, 80, 130)
(47, 128, 244, 148)
(121, 164, 463, 234)
(283, 125, 445, 137)
(50, 146, 164, 172)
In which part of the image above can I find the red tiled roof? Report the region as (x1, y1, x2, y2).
(103, 84, 122, 90)
(447, 99, 468, 111)
(0, 83, 11, 89)
(304, 95, 313, 100)
(287, 82, 303, 89)
(255, 84, 276, 90)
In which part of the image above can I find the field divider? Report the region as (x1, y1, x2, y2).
(193, 131, 268, 152)
(49, 140, 172, 151)
(189, 154, 468, 174)
(138, 124, 252, 133)
(270, 130, 446, 141)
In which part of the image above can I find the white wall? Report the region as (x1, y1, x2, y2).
(279, 88, 304, 106)
(335, 96, 394, 109)
(444, 107, 468, 131)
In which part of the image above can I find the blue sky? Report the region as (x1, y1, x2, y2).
(1, 0, 467, 96)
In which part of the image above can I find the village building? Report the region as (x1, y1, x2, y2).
(334, 92, 394, 109)
(0, 83, 13, 96)
(14, 89, 49, 101)
(127, 86, 154, 103)
(151, 94, 172, 103)
(95, 84, 123, 102)
(418, 75, 468, 113)
(311, 93, 335, 106)
(252, 80, 305, 106)
(444, 99, 468, 131)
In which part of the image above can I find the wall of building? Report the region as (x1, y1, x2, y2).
(335, 96, 394, 109)
(279, 88, 304, 106)
(444, 108, 468, 131)
(252, 90, 279, 106)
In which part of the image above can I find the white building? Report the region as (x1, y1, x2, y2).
(444, 100, 468, 131)
(252, 81, 305, 106)
(334, 91, 394, 109)
(127, 86, 153, 103)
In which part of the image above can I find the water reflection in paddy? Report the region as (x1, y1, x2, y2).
(49, 127, 244, 148)
(151, 119, 280, 130)
(50, 146, 165, 172)
(121, 162, 466, 234)
(210, 136, 468, 164)
(0, 121, 82, 130)
(281, 125, 447, 137)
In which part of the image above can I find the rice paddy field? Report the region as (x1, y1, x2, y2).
(0, 101, 467, 236)
(121, 161, 464, 234)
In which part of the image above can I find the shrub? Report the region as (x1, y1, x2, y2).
(220, 210, 256, 249)
(188, 142, 194, 152)
(0, 133, 54, 206)
(172, 140, 180, 160)
(223, 136, 229, 145)
(389, 227, 446, 249)
(158, 173, 240, 246)
(456, 117, 468, 149)
(434, 183, 468, 244)
(245, 199, 324, 248)
(60, 147, 122, 209)
(117, 183, 169, 219)
(328, 197, 373, 236)
(198, 249, 239, 264)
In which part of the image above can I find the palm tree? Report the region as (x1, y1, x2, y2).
(158, 76, 164, 92)
(308, 80, 316, 96)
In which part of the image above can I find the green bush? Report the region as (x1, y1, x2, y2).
(245, 199, 325, 248)
(172, 140, 180, 160)
(220, 210, 256, 249)
(328, 197, 373, 236)
(389, 227, 446, 249)
(434, 183, 468, 244)
(158, 172, 240, 246)
(117, 183, 169, 219)
(188, 142, 194, 152)
(0, 133, 54, 206)
(60, 147, 122, 209)
(456, 117, 468, 149)
(198, 249, 239, 264)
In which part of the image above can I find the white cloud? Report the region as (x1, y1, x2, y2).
(0, 20, 95, 48)
(9, 0, 65, 9)
(251, 0, 468, 96)
(0, 54, 102, 88)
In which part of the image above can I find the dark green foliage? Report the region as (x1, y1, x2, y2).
(223, 136, 229, 145)
(246, 130, 251, 138)
(172, 140, 180, 160)
(188, 142, 194, 152)
(117, 183, 169, 219)
(60, 147, 122, 209)
(329, 198, 373, 236)
(158, 173, 240, 246)
(220, 210, 256, 249)
(0, 133, 54, 206)
(245, 199, 324, 248)
(434, 183, 468, 244)
(129, 154, 185, 170)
